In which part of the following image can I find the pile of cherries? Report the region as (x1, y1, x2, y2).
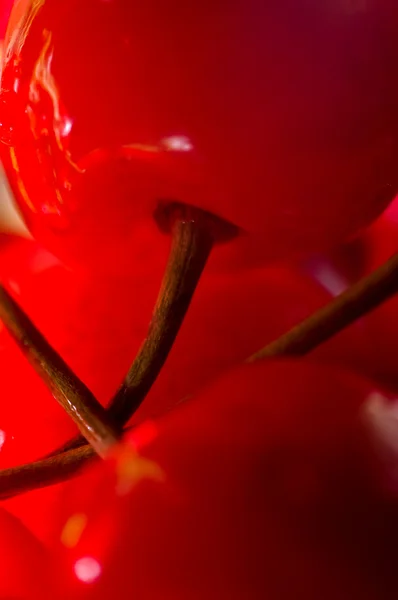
(2, 0, 398, 598)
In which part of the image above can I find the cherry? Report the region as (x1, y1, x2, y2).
(2, 0, 398, 272)
(53, 361, 398, 599)
(0, 241, 73, 460)
(0, 233, 369, 425)
(305, 206, 398, 390)
(0, 506, 53, 598)
(0, 340, 78, 467)
(0, 326, 79, 544)
(0, 233, 376, 545)
(139, 264, 371, 423)
(0, 231, 365, 546)
(0, 237, 78, 543)
(0, 0, 12, 39)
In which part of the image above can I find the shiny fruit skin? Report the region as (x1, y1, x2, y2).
(0, 234, 368, 544)
(0, 237, 78, 468)
(0, 237, 79, 544)
(0, 235, 370, 425)
(305, 206, 398, 391)
(0, 0, 13, 39)
(54, 361, 398, 600)
(2, 1, 398, 271)
(0, 507, 53, 599)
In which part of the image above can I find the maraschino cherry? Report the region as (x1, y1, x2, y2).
(305, 204, 398, 391)
(0, 230, 375, 546)
(0, 0, 13, 39)
(0, 232, 370, 426)
(53, 361, 398, 599)
(0, 506, 53, 599)
(2, 0, 398, 272)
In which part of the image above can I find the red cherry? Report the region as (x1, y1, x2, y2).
(53, 361, 398, 599)
(0, 327, 79, 544)
(0, 237, 78, 543)
(0, 341, 77, 466)
(0, 506, 53, 598)
(138, 263, 371, 423)
(0, 239, 78, 467)
(305, 206, 398, 390)
(0, 234, 373, 546)
(0, 243, 78, 465)
(0, 0, 12, 39)
(0, 234, 370, 424)
(2, 0, 398, 272)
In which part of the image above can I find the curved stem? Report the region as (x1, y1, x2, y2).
(109, 214, 214, 423)
(0, 212, 216, 497)
(52, 212, 215, 455)
(0, 286, 119, 458)
(0, 445, 95, 499)
(3, 251, 398, 498)
(248, 251, 398, 362)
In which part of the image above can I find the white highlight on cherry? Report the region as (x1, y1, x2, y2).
(161, 135, 193, 152)
(363, 392, 398, 455)
(74, 556, 102, 584)
(305, 258, 348, 297)
(362, 391, 398, 494)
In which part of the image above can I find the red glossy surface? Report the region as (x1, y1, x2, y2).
(0, 237, 78, 544)
(305, 205, 398, 391)
(2, 0, 398, 271)
(0, 0, 13, 39)
(54, 361, 398, 599)
(0, 234, 370, 426)
(0, 232, 390, 552)
(0, 506, 53, 598)
(0, 233, 373, 547)
(0, 237, 78, 469)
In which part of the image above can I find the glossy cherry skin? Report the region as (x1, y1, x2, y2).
(0, 506, 54, 598)
(2, 1, 398, 272)
(0, 236, 78, 468)
(304, 203, 398, 391)
(53, 361, 398, 600)
(0, 233, 370, 544)
(0, 310, 79, 545)
(0, 0, 12, 39)
(0, 237, 79, 544)
(0, 233, 370, 425)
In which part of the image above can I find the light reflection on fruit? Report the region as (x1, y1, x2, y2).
(0, 1, 398, 599)
(3, 0, 398, 272)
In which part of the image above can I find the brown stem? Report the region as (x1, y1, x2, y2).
(248, 251, 398, 362)
(0, 209, 221, 497)
(0, 445, 95, 499)
(0, 285, 119, 457)
(2, 250, 398, 498)
(52, 207, 219, 455)
(108, 212, 214, 423)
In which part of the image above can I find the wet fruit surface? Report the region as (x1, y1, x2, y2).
(54, 361, 398, 600)
(2, 0, 398, 271)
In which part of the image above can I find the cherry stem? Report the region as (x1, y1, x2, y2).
(2, 250, 398, 498)
(0, 445, 95, 499)
(52, 210, 215, 455)
(0, 285, 119, 458)
(248, 251, 398, 361)
(108, 213, 214, 422)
